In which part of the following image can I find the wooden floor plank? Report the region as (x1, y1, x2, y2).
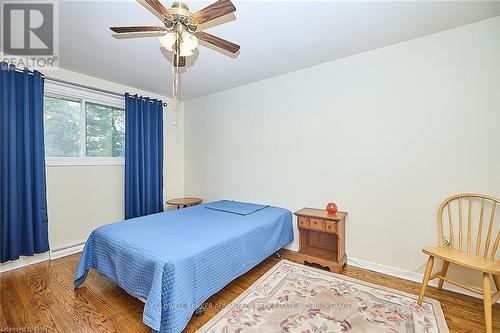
(0, 252, 498, 333)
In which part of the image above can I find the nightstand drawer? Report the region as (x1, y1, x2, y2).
(324, 221, 337, 234)
(309, 218, 324, 231)
(298, 217, 310, 228)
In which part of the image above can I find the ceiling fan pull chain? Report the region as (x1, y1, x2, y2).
(171, 58, 177, 127)
(171, 32, 179, 127)
(175, 64, 179, 121)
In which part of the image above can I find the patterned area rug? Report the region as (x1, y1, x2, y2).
(197, 260, 448, 333)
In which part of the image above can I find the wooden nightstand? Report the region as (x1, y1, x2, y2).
(294, 208, 347, 273)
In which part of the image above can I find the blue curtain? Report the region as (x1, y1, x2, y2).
(125, 93, 164, 219)
(0, 63, 49, 263)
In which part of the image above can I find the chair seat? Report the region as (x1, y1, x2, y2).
(422, 247, 500, 275)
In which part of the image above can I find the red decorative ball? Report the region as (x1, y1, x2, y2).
(326, 202, 337, 215)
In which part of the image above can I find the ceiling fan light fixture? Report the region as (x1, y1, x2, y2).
(189, 34, 199, 49)
(180, 30, 198, 52)
(159, 32, 176, 51)
(179, 43, 194, 56)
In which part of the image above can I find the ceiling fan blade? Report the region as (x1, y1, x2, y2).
(191, 0, 236, 25)
(195, 31, 240, 54)
(173, 54, 186, 67)
(136, 0, 174, 22)
(110, 26, 165, 33)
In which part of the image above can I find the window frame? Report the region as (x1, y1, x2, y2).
(44, 80, 125, 166)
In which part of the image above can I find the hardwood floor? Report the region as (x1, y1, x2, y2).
(0, 251, 498, 333)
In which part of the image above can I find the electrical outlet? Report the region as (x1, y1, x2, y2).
(444, 238, 451, 247)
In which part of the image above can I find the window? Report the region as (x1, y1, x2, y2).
(44, 81, 125, 165)
(85, 102, 125, 157)
(44, 96, 81, 157)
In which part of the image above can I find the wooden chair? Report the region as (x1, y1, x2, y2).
(418, 193, 500, 333)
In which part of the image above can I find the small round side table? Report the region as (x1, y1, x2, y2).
(166, 197, 203, 209)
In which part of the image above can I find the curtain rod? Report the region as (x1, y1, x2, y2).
(45, 76, 168, 107)
(3, 65, 168, 107)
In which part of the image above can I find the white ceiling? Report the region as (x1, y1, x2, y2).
(58, 1, 500, 100)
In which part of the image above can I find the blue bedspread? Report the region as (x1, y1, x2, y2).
(74, 201, 293, 333)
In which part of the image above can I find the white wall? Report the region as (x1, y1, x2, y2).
(184, 17, 500, 279)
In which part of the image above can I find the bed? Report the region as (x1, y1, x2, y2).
(74, 200, 294, 333)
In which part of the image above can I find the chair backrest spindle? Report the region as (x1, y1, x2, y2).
(475, 198, 485, 256)
(483, 202, 496, 258)
(447, 204, 454, 248)
(491, 230, 500, 259)
(458, 197, 463, 251)
(467, 197, 472, 253)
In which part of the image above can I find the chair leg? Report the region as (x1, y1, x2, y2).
(437, 261, 449, 289)
(483, 273, 492, 333)
(418, 256, 434, 305)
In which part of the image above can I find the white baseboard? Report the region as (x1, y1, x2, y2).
(50, 242, 85, 260)
(0, 252, 50, 273)
(0, 242, 85, 274)
(285, 243, 299, 252)
(347, 257, 427, 285)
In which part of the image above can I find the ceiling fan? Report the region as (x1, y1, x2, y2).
(110, 0, 240, 124)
